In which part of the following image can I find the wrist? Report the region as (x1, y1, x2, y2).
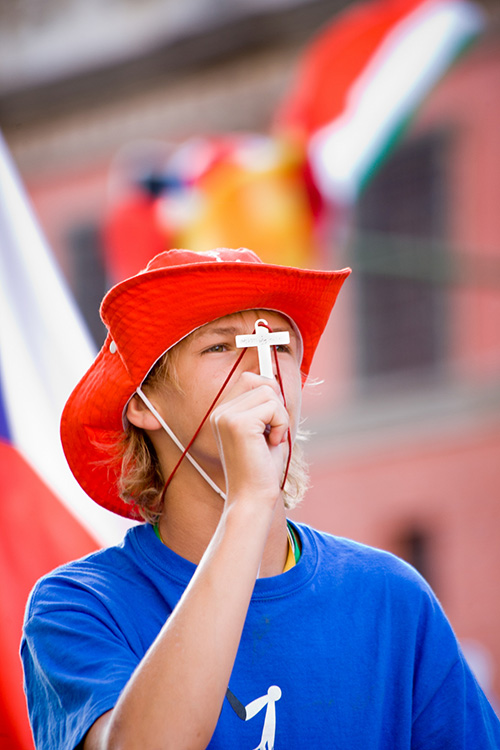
(224, 494, 276, 528)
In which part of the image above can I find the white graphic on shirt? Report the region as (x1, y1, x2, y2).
(226, 685, 282, 749)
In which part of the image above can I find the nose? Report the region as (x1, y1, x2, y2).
(240, 345, 278, 380)
(240, 345, 261, 375)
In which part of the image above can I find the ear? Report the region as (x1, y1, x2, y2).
(126, 393, 163, 431)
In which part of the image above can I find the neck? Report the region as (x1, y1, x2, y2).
(156, 466, 289, 577)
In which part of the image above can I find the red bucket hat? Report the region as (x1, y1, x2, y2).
(61, 247, 350, 518)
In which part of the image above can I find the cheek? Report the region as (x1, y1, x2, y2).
(181, 373, 229, 428)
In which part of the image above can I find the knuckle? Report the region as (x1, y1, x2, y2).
(215, 409, 238, 433)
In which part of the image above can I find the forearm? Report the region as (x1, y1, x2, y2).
(100, 500, 274, 750)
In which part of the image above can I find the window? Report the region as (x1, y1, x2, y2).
(353, 133, 448, 381)
(66, 222, 107, 346)
(393, 525, 434, 587)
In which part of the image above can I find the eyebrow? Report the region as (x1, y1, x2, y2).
(195, 326, 239, 338)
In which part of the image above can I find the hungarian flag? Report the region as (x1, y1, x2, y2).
(275, 0, 485, 204)
(0, 133, 131, 748)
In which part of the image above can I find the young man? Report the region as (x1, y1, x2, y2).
(22, 248, 500, 749)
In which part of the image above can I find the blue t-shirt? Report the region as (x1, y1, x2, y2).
(22, 522, 500, 749)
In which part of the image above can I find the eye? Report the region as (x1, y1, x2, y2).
(275, 343, 292, 354)
(203, 343, 229, 354)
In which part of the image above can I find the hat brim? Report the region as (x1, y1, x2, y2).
(61, 261, 350, 518)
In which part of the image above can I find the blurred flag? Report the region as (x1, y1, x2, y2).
(103, 134, 319, 278)
(275, 0, 485, 204)
(169, 135, 317, 268)
(0, 133, 131, 748)
(102, 0, 485, 278)
(104, 190, 169, 283)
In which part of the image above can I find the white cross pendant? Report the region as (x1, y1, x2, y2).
(235, 318, 290, 379)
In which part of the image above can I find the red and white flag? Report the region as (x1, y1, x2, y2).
(0, 133, 130, 748)
(275, 0, 485, 204)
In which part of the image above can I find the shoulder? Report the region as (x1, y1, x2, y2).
(299, 522, 421, 574)
(296, 522, 435, 602)
(24, 524, 149, 621)
(295, 524, 466, 672)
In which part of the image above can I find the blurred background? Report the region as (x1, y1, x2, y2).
(1, 0, 500, 745)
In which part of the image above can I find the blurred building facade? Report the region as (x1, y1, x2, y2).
(2, 0, 500, 708)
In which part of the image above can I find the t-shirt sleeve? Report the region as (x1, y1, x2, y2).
(21, 577, 141, 750)
(410, 584, 500, 749)
(412, 654, 500, 749)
